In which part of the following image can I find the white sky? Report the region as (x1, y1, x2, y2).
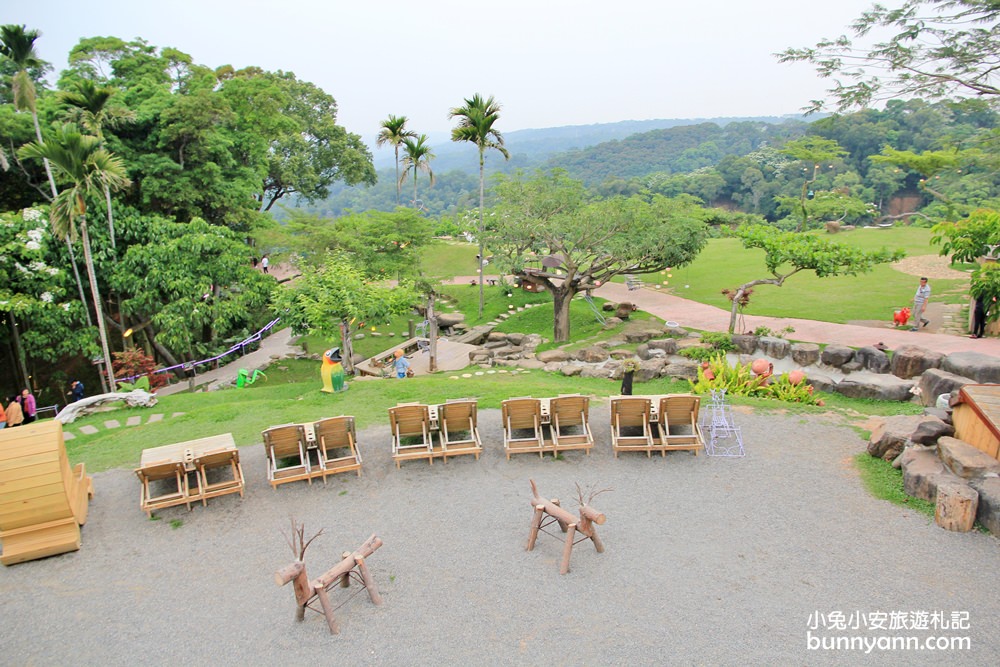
(10, 0, 876, 138)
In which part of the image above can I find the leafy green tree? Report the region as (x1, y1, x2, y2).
(272, 252, 420, 374)
(59, 79, 135, 248)
(267, 208, 433, 278)
(869, 146, 963, 218)
(450, 93, 510, 317)
(111, 215, 275, 369)
(487, 170, 709, 341)
(376, 114, 416, 206)
(0, 207, 94, 390)
(774, 190, 876, 228)
(1, 24, 57, 196)
(779, 137, 848, 231)
(1, 24, 93, 322)
(931, 208, 1000, 262)
(725, 225, 904, 333)
(19, 124, 131, 391)
(779, 0, 1000, 112)
(399, 134, 435, 206)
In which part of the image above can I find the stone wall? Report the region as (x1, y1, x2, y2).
(468, 325, 999, 405)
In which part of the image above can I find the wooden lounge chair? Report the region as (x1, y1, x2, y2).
(0, 421, 94, 565)
(136, 460, 191, 517)
(313, 416, 363, 480)
(263, 424, 312, 488)
(389, 404, 434, 467)
(549, 394, 594, 455)
(657, 395, 705, 456)
(501, 397, 545, 459)
(437, 399, 483, 461)
(610, 397, 655, 458)
(192, 448, 245, 505)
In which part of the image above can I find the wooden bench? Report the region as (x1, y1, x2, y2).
(0, 421, 94, 565)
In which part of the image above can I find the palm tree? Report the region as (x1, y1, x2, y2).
(376, 115, 416, 206)
(398, 134, 435, 206)
(449, 94, 510, 317)
(1, 24, 92, 326)
(19, 124, 131, 393)
(59, 79, 136, 249)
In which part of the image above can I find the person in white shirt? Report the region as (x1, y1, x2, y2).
(910, 277, 931, 331)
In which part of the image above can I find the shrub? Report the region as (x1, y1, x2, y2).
(112, 349, 169, 390)
(688, 353, 821, 404)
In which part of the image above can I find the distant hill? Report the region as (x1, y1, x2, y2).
(293, 115, 816, 218)
(368, 115, 811, 174)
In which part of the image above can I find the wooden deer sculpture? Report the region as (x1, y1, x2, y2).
(275, 533, 383, 634)
(526, 479, 606, 574)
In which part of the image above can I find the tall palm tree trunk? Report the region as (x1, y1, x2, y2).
(394, 146, 401, 206)
(80, 218, 115, 393)
(477, 151, 485, 318)
(104, 184, 116, 249)
(32, 110, 93, 326)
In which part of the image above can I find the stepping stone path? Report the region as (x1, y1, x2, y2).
(60, 411, 187, 440)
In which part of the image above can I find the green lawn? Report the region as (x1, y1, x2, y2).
(641, 227, 971, 323)
(419, 239, 479, 279)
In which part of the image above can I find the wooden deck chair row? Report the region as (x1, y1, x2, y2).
(389, 403, 435, 467)
(502, 397, 545, 459)
(263, 424, 312, 488)
(610, 397, 656, 457)
(657, 395, 705, 456)
(0, 421, 94, 565)
(437, 399, 483, 461)
(548, 394, 594, 455)
(313, 416, 363, 479)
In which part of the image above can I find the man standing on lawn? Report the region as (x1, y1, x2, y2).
(911, 277, 931, 331)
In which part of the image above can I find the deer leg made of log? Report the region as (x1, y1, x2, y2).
(356, 555, 383, 605)
(315, 586, 340, 635)
(552, 499, 569, 533)
(340, 551, 352, 588)
(527, 505, 544, 551)
(560, 523, 578, 575)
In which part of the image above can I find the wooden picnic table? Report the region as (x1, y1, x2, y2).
(140, 433, 237, 470)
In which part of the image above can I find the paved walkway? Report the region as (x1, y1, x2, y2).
(443, 275, 999, 357)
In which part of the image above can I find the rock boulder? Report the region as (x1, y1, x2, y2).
(917, 368, 973, 408)
(821, 344, 854, 368)
(790, 342, 821, 367)
(854, 346, 890, 373)
(889, 345, 944, 379)
(937, 437, 1000, 479)
(868, 414, 924, 460)
(900, 446, 964, 501)
(942, 351, 1000, 384)
(836, 372, 915, 402)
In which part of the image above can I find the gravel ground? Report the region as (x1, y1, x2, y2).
(2, 407, 998, 666)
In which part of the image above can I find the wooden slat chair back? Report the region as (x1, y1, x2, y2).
(192, 448, 245, 505)
(313, 416, 363, 479)
(549, 395, 594, 454)
(0, 421, 94, 565)
(262, 424, 312, 488)
(610, 397, 655, 458)
(438, 399, 483, 461)
(501, 397, 545, 459)
(389, 404, 433, 467)
(136, 460, 191, 517)
(658, 395, 705, 455)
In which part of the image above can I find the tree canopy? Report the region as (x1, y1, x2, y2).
(486, 170, 709, 341)
(779, 0, 1000, 112)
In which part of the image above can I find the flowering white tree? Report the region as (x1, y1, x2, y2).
(0, 207, 94, 390)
